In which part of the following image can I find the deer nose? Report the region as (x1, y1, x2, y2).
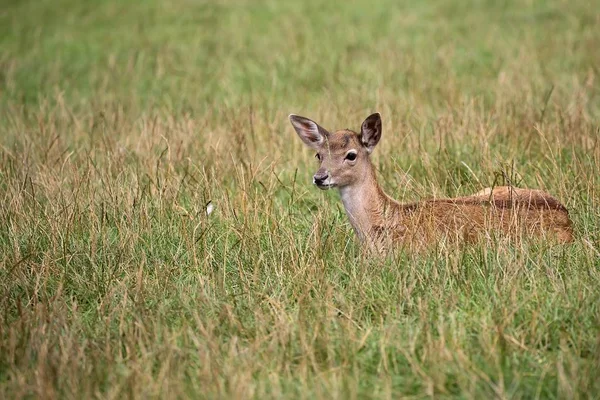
(313, 172, 329, 186)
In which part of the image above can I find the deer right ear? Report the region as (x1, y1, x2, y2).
(289, 114, 328, 149)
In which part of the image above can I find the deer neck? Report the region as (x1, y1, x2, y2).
(338, 163, 398, 241)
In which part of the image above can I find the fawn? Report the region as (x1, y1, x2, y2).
(289, 113, 573, 250)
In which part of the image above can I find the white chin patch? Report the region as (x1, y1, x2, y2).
(313, 179, 335, 190)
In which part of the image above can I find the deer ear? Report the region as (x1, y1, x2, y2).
(360, 113, 382, 153)
(289, 114, 329, 149)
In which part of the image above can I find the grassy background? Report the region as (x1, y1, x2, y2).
(1, 0, 599, 398)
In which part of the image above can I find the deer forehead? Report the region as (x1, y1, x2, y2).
(321, 130, 361, 153)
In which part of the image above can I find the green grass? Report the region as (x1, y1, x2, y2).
(1, 0, 599, 398)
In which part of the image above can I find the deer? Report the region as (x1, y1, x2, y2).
(289, 112, 573, 251)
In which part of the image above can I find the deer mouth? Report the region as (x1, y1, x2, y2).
(316, 182, 335, 190)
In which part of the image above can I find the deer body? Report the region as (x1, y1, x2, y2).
(289, 113, 573, 250)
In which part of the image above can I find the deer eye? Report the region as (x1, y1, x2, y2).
(345, 152, 357, 161)
(315, 153, 321, 161)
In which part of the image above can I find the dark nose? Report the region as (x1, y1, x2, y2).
(313, 172, 329, 185)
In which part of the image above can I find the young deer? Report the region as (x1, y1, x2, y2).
(289, 113, 573, 250)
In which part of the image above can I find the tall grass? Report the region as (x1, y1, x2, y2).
(1, 0, 599, 398)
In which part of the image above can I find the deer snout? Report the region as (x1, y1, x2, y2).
(313, 171, 332, 189)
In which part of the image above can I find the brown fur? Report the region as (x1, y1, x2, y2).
(289, 113, 573, 250)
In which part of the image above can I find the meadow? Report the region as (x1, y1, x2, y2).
(1, 0, 599, 398)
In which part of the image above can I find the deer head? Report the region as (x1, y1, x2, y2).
(289, 113, 382, 190)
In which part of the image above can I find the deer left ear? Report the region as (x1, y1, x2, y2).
(360, 113, 382, 153)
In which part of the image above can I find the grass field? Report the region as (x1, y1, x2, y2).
(1, 0, 600, 398)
